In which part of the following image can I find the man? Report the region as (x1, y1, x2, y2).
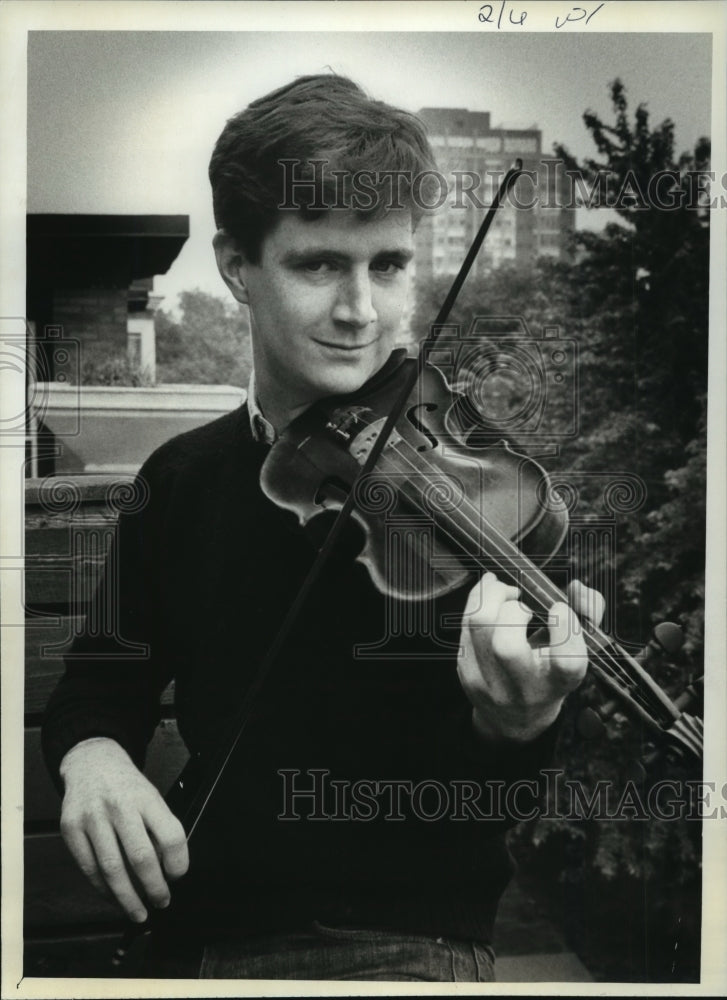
(42, 74, 603, 982)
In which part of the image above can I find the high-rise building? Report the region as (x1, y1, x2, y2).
(414, 107, 575, 282)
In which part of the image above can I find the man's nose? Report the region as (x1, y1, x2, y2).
(332, 270, 377, 329)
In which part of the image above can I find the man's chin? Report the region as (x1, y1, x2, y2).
(314, 354, 390, 399)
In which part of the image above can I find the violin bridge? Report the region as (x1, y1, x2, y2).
(325, 405, 373, 441)
(349, 417, 402, 465)
(324, 406, 402, 465)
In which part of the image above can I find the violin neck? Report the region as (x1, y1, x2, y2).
(428, 498, 688, 743)
(502, 557, 676, 716)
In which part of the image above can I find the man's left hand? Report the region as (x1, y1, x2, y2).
(457, 573, 605, 743)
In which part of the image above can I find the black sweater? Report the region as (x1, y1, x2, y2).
(42, 403, 559, 950)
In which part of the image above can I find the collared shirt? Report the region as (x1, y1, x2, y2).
(247, 369, 277, 445)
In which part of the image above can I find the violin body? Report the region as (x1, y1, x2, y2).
(261, 352, 569, 601)
(260, 349, 702, 767)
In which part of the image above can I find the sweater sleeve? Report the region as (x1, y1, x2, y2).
(441, 697, 561, 779)
(419, 587, 564, 801)
(41, 451, 176, 790)
(429, 693, 563, 829)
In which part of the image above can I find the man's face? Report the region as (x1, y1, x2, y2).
(238, 208, 414, 421)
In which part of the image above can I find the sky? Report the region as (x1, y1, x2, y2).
(27, 27, 713, 310)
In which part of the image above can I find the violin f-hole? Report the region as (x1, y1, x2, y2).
(407, 403, 440, 451)
(314, 476, 350, 509)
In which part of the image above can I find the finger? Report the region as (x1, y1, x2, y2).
(490, 599, 534, 668)
(86, 820, 148, 923)
(567, 579, 605, 628)
(457, 579, 521, 692)
(462, 576, 522, 676)
(114, 811, 172, 910)
(464, 572, 520, 630)
(545, 600, 588, 690)
(142, 799, 189, 881)
(61, 822, 111, 900)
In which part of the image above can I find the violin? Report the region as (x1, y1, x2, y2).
(260, 346, 703, 767)
(112, 158, 702, 968)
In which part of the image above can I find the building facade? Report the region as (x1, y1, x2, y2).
(414, 108, 574, 282)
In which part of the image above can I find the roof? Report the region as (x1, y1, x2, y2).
(27, 214, 190, 287)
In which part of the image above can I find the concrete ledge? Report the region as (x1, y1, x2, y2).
(32, 382, 246, 473)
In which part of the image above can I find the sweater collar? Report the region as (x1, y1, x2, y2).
(247, 369, 277, 445)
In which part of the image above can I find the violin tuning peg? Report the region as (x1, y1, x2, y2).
(577, 696, 622, 739)
(636, 621, 685, 669)
(576, 707, 606, 740)
(653, 621, 685, 657)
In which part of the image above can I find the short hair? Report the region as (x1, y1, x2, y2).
(209, 73, 436, 262)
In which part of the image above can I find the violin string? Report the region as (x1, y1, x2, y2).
(382, 440, 665, 721)
(374, 436, 674, 726)
(386, 439, 667, 722)
(387, 440, 671, 724)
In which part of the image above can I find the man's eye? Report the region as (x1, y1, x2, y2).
(372, 260, 406, 276)
(303, 260, 336, 273)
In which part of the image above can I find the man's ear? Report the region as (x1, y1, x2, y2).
(213, 231, 250, 305)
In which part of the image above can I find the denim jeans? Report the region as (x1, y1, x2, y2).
(199, 921, 496, 981)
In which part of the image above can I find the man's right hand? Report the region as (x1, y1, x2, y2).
(59, 737, 189, 923)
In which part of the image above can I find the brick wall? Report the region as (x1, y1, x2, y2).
(52, 286, 128, 371)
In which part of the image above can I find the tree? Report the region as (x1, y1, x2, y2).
(155, 289, 253, 387)
(554, 79, 709, 653)
(540, 81, 708, 982)
(413, 80, 709, 981)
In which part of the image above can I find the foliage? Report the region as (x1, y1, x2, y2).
(80, 353, 154, 387)
(413, 79, 708, 981)
(552, 79, 710, 659)
(155, 289, 253, 387)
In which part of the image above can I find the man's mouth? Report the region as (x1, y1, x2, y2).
(314, 340, 375, 352)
